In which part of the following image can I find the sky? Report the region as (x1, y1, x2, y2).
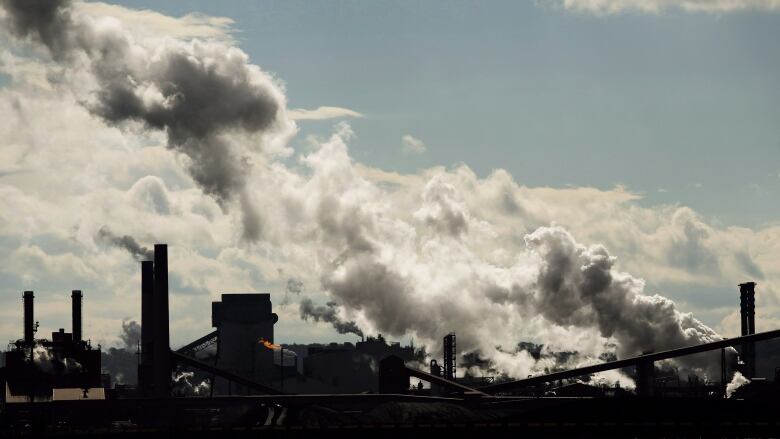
(112, 0, 780, 227)
(0, 0, 778, 379)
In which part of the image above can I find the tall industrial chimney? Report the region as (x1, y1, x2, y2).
(71, 290, 82, 343)
(443, 333, 456, 381)
(153, 244, 171, 398)
(23, 291, 34, 345)
(739, 282, 757, 378)
(139, 260, 154, 395)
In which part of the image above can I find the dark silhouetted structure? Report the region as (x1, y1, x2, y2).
(138, 260, 154, 396)
(211, 293, 278, 394)
(740, 281, 757, 378)
(71, 290, 82, 344)
(153, 244, 171, 398)
(3, 291, 103, 403)
(636, 358, 655, 397)
(8, 245, 780, 435)
(23, 290, 34, 345)
(443, 332, 456, 381)
(302, 336, 417, 393)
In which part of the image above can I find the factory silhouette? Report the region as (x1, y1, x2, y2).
(3, 244, 780, 436)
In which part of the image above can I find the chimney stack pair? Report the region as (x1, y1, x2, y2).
(139, 244, 171, 398)
(22, 289, 83, 345)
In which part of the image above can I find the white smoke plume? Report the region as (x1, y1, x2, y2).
(0, 0, 736, 382)
(30, 345, 83, 373)
(274, 128, 722, 378)
(173, 371, 210, 396)
(725, 371, 750, 398)
(0, 0, 293, 241)
(30, 344, 54, 372)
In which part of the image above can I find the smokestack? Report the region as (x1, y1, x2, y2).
(23, 291, 34, 345)
(739, 282, 757, 377)
(443, 332, 456, 381)
(140, 260, 154, 395)
(153, 244, 171, 398)
(71, 290, 82, 343)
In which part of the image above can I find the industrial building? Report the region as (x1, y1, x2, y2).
(2, 291, 103, 404)
(301, 335, 420, 393)
(3, 243, 780, 436)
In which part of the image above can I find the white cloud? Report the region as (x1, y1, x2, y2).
(402, 134, 427, 154)
(288, 106, 363, 121)
(553, 0, 780, 14)
(75, 2, 235, 41)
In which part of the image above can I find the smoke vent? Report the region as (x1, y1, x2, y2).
(71, 290, 82, 343)
(153, 244, 171, 398)
(23, 290, 34, 345)
(739, 282, 757, 378)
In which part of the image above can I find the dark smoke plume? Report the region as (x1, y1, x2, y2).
(287, 278, 304, 295)
(299, 297, 364, 338)
(101, 319, 141, 385)
(119, 319, 141, 351)
(0, 0, 73, 58)
(97, 226, 154, 260)
(0, 0, 291, 241)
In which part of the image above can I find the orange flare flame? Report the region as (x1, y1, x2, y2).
(259, 338, 280, 350)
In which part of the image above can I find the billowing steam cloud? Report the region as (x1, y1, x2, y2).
(30, 344, 83, 373)
(726, 371, 750, 398)
(299, 297, 364, 338)
(173, 371, 210, 396)
(97, 227, 153, 261)
(524, 226, 721, 362)
(0, 0, 292, 241)
(283, 129, 724, 377)
(0, 0, 735, 382)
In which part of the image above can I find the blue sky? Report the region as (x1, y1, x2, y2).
(115, 0, 780, 227)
